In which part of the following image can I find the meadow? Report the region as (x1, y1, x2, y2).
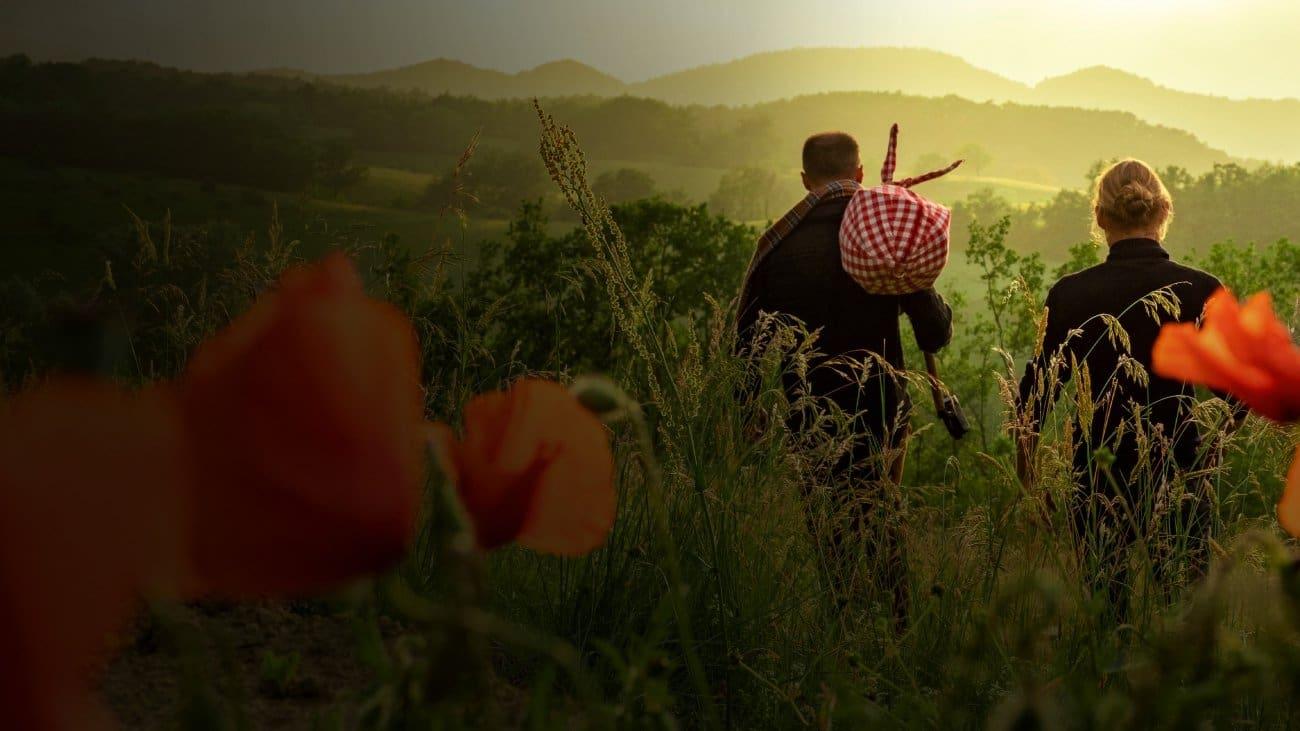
(4, 106, 1298, 729)
(6, 58, 1300, 730)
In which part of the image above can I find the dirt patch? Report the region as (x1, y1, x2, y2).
(101, 601, 396, 729)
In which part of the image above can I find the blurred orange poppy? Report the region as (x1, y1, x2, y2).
(1153, 288, 1300, 538)
(0, 378, 191, 730)
(428, 379, 616, 555)
(1279, 447, 1300, 539)
(180, 253, 424, 597)
(1152, 288, 1300, 423)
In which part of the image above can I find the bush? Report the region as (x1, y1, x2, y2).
(593, 167, 656, 204)
(424, 146, 550, 216)
(708, 167, 793, 221)
(467, 197, 755, 373)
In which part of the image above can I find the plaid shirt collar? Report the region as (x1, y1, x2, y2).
(756, 179, 862, 251)
(735, 179, 862, 327)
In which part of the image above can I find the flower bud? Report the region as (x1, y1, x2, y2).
(570, 375, 633, 422)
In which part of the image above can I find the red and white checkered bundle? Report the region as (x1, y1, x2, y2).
(840, 124, 962, 295)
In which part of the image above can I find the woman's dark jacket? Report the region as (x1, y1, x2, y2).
(1017, 238, 1222, 491)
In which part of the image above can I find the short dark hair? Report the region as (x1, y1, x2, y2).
(802, 132, 860, 181)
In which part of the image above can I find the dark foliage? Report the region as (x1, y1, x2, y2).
(467, 198, 755, 373)
(0, 55, 365, 193)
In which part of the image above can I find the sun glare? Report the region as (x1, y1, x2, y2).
(1074, 0, 1222, 14)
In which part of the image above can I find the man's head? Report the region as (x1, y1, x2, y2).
(801, 132, 864, 191)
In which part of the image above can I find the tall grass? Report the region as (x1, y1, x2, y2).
(463, 104, 1300, 728)
(5, 107, 1300, 729)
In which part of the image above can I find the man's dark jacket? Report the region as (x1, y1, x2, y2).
(1017, 237, 1223, 491)
(738, 195, 953, 443)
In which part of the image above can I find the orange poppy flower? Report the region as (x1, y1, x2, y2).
(179, 253, 424, 597)
(1152, 288, 1300, 424)
(1152, 288, 1300, 539)
(0, 378, 191, 730)
(1279, 446, 1300, 539)
(428, 379, 616, 555)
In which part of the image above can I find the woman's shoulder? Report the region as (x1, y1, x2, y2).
(1044, 262, 1107, 301)
(1164, 259, 1223, 292)
(1170, 258, 1220, 282)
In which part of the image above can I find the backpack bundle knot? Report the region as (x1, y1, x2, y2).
(840, 124, 962, 295)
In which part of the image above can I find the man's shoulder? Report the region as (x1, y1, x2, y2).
(792, 196, 851, 230)
(772, 197, 849, 249)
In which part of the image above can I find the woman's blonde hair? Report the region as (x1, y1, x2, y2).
(1091, 158, 1174, 240)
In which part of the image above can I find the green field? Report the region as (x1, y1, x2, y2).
(0, 157, 1073, 322)
(351, 156, 1062, 213)
(7, 143, 1300, 729)
(10, 37, 1300, 731)
(0, 161, 570, 288)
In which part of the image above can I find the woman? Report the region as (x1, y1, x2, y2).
(1015, 159, 1231, 616)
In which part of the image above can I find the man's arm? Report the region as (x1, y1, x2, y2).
(900, 288, 953, 353)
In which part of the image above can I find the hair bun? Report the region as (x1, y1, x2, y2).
(1116, 181, 1156, 216)
(1092, 158, 1173, 235)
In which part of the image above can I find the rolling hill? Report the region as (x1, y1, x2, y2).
(294, 47, 1028, 104)
(743, 92, 1228, 187)
(275, 58, 626, 98)
(292, 47, 1300, 162)
(1, 57, 1231, 192)
(626, 47, 1029, 105)
(1030, 66, 1300, 162)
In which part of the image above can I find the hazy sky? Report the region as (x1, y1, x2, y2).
(4, 0, 1299, 99)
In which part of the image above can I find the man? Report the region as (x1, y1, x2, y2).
(736, 131, 953, 619)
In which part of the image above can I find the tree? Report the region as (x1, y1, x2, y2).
(912, 152, 952, 176)
(720, 114, 779, 164)
(312, 139, 368, 198)
(593, 168, 656, 204)
(1159, 165, 1194, 194)
(423, 147, 549, 215)
(956, 143, 993, 177)
(709, 167, 782, 221)
(1085, 158, 1117, 186)
(950, 188, 1014, 241)
(469, 199, 756, 372)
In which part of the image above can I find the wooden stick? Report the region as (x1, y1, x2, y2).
(924, 352, 945, 413)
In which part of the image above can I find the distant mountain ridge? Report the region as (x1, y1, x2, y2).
(271, 57, 626, 98)
(1030, 66, 1300, 161)
(274, 47, 1027, 102)
(626, 48, 1029, 104)
(3, 56, 1231, 195)
(273, 47, 1300, 161)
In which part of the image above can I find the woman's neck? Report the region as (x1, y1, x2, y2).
(1105, 230, 1162, 246)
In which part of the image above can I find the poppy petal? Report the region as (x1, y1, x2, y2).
(1153, 288, 1300, 424)
(436, 379, 617, 555)
(181, 254, 424, 597)
(1278, 445, 1300, 539)
(1152, 321, 1240, 393)
(511, 382, 617, 556)
(0, 379, 192, 728)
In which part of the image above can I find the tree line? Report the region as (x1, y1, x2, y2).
(0, 55, 1231, 196)
(953, 161, 1300, 256)
(0, 55, 365, 195)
